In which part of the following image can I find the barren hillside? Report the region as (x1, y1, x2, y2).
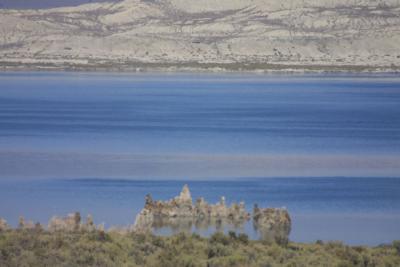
(1, 0, 399, 71)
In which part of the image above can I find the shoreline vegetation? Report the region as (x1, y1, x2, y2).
(1, 227, 400, 267)
(0, 185, 292, 244)
(132, 185, 291, 244)
(1, 186, 400, 266)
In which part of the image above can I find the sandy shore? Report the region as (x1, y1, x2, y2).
(1, 61, 399, 73)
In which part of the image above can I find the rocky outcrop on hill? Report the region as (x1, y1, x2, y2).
(0, 0, 399, 72)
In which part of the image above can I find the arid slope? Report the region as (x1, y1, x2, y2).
(1, 0, 400, 71)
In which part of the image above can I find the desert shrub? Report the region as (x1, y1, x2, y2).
(266, 243, 283, 259)
(0, 230, 399, 267)
(85, 230, 111, 242)
(210, 232, 230, 246)
(175, 232, 188, 243)
(276, 235, 290, 247)
(228, 231, 237, 239)
(152, 236, 165, 248)
(208, 253, 248, 267)
(336, 261, 353, 267)
(393, 240, 400, 255)
(208, 243, 231, 258)
(131, 232, 147, 243)
(179, 254, 202, 267)
(191, 233, 201, 240)
(238, 233, 249, 244)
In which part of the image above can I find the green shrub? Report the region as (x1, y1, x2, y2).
(152, 236, 165, 248)
(228, 231, 237, 239)
(393, 240, 400, 255)
(238, 233, 249, 244)
(0, 230, 399, 267)
(210, 232, 230, 246)
(191, 233, 201, 240)
(208, 243, 231, 258)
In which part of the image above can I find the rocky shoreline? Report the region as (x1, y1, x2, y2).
(1, 186, 399, 266)
(134, 185, 291, 244)
(0, 185, 291, 244)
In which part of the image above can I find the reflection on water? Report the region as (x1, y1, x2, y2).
(139, 185, 291, 244)
(153, 216, 255, 242)
(153, 216, 246, 235)
(152, 217, 247, 234)
(0, 178, 400, 245)
(152, 215, 291, 244)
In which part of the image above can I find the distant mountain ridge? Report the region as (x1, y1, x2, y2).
(1, 0, 399, 72)
(0, 0, 113, 9)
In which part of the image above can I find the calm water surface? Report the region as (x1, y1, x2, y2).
(0, 178, 400, 245)
(0, 72, 399, 245)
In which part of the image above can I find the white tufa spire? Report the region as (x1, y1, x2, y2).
(179, 184, 192, 203)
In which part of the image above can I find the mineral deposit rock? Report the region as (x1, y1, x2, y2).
(209, 197, 229, 218)
(18, 216, 35, 230)
(194, 196, 250, 221)
(132, 208, 153, 233)
(81, 214, 96, 232)
(97, 223, 105, 232)
(0, 218, 9, 231)
(48, 212, 81, 232)
(227, 201, 249, 221)
(133, 184, 251, 233)
(143, 185, 194, 218)
(194, 197, 209, 218)
(253, 205, 291, 245)
(178, 184, 192, 204)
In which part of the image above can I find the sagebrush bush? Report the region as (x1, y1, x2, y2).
(0, 229, 399, 267)
(393, 240, 400, 255)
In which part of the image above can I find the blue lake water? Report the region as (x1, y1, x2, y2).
(0, 178, 399, 245)
(0, 72, 399, 245)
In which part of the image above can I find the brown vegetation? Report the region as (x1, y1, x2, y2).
(0, 228, 399, 267)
